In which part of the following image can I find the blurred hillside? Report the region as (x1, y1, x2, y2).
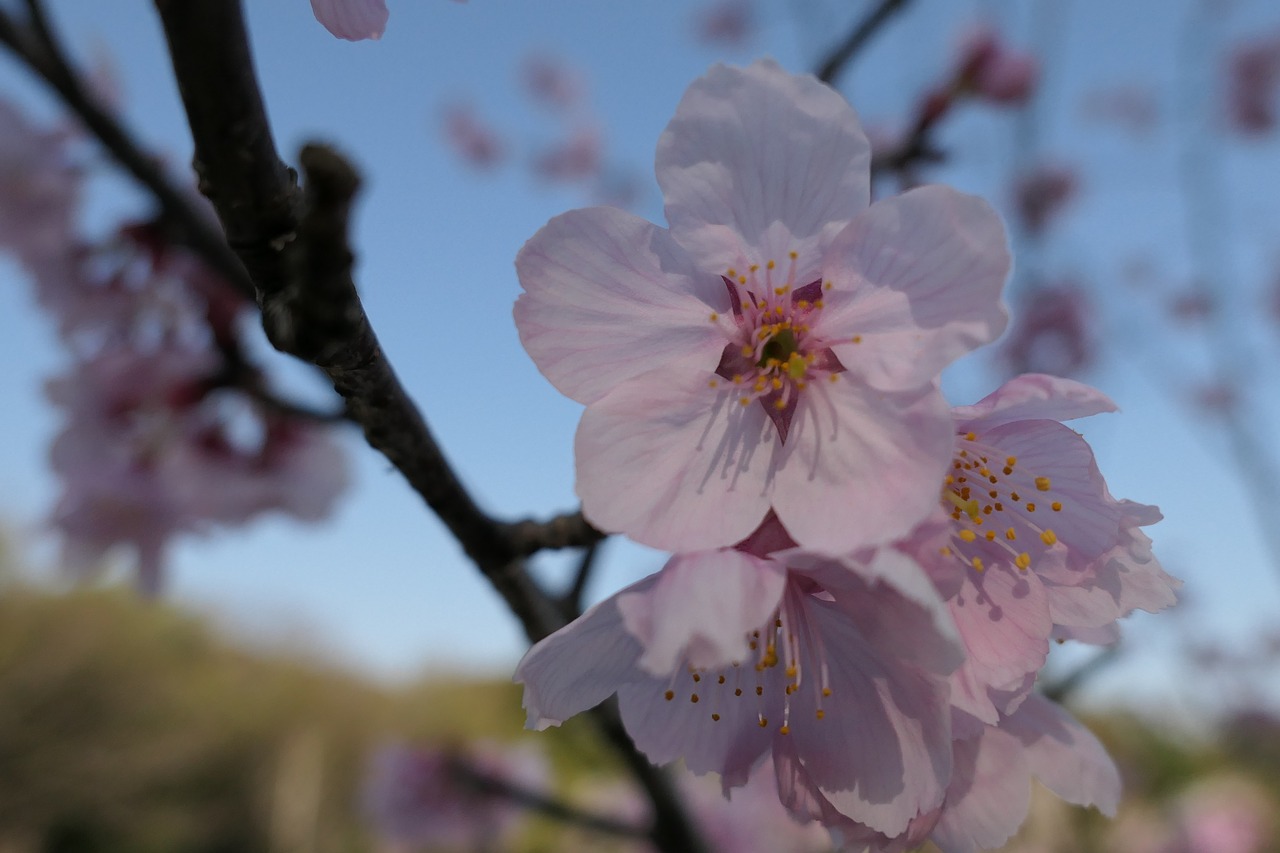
(0, 578, 1277, 853)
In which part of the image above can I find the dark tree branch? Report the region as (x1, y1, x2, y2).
(1041, 647, 1120, 704)
(561, 539, 604, 618)
(506, 511, 606, 557)
(815, 0, 909, 85)
(146, 3, 706, 849)
(0, 3, 253, 298)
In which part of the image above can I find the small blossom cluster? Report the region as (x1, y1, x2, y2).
(512, 60, 1178, 851)
(0, 97, 348, 593)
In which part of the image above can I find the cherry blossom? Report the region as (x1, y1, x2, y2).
(917, 374, 1178, 727)
(0, 98, 80, 273)
(310, 0, 389, 41)
(1225, 34, 1280, 135)
(441, 103, 506, 169)
(517, 515, 963, 835)
(998, 283, 1094, 379)
(515, 60, 1010, 553)
(955, 28, 1040, 106)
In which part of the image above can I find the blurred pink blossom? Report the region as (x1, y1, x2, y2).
(695, 0, 755, 48)
(361, 741, 548, 850)
(1173, 777, 1273, 853)
(521, 53, 585, 112)
(0, 98, 81, 271)
(1012, 164, 1078, 236)
(1169, 290, 1214, 323)
(441, 103, 505, 169)
(998, 283, 1094, 378)
(532, 125, 603, 182)
(1192, 381, 1238, 415)
(310, 0, 389, 41)
(956, 28, 1040, 106)
(1225, 34, 1280, 135)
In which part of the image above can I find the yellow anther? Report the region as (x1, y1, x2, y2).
(985, 530, 996, 541)
(1002, 466, 1013, 475)
(767, 259, 776, 270)
(726, 268, 736, 277)
(1035, 477, 1051, 491)
(771, 377, 783, 389)
(773, 398, 787, 410)
(710, 312, 719, 322)
(828, 373, 839, 382)
(789, 250, 798, 260)
(708, 379, 719, 388)
(779, 724, 791, 735)
(692, 673, 701, 682)
(852, 335, 862, 343)
(718, 675, 726, 684)
(959, 529, 977, 542)
(756, 685, 763, 696)
(739, 397, 751, 406)
(734, 688, 743, 696)
(758, 717, 768, 728)
(1026, 503, 1036, 512)
(814, 299, 824, 309)
(1006, 456, 1017, 466)
(738, 276, 747, 284)
(691, 694, 699, 703)
(822, 687, 832, 697)
(965, 431, 977, 441)
(816, 709, 826, 719)
(1016, 552, 1031, 570)
(664, 690, 674, 701)
(972, 556, 985, 571)
(823, 281, 833, 290)
(785, 665, 797, 678)
(750, 264, 759, 272)
(1006, 527, 1017, 540)
(712, 713, 721, 721)
(1051, 502, 1062, 512)
(796, 300, 810, 309)
(774, 286, 787, 296)
(1041, 529, 1058, 545)
(939, 546, 953, 556)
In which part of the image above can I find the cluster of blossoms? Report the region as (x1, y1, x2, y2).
(512, 61, 1178, 851)
(0, 98, 348, 593)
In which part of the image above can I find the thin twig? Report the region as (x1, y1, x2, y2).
(0, 3, 253, 298)
(561, 539, 604, 619)
(1041, 648, 1120, 704)
(815, 0, 909, 85)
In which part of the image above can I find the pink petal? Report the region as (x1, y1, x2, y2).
(575, 366, 774, 551)
(656, 60, 871, 281)
(946, 565, 1051, 725)
(515, 206, 729, 405)
(310, 0, 388, 40)
(929, 729, 1031, 853)
(514, 576, 654, 730)
(1002, 694, 1121, 816)
(785, 593, 953, 835)
(771, 380, 952, 552)
(952, 374, 1117, 432)
(617, 675, 773, 786)
(617, 550, 787, 675)
(819, 186, 1010, 391)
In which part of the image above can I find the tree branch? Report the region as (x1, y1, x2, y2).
(146, 3, 706, 849)
(815, 0, 910, 85)
(0, 2, 253, 298)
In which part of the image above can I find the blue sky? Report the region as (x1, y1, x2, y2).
(0, 0, 1277, 718)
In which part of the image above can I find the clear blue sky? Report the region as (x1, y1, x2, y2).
(0, 0, 1277, 719)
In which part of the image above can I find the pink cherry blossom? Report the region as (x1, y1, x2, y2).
(516, 516, 963, 835)
(515, 60, 1010, 553)
(695, 0, 755, 48)
(441, 103, 505, 169)
(0, 98, 81, 272)
(521, 53, 585, 112)
(1225, 34, 1280, 135)
(916, 374, 1178, 726)
(955, 28, 1040, 106)
(1011, 164, 1077, 236)
(788, 695, 1119, 853)
(361, 740, 548, 849)
(998, 283, 1094, 379)
(532, 126, 603, 182)
(310, 0, 389, 40)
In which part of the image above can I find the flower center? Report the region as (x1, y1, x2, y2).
(708, 252, 846, 443)
(937, 431, 1063, 575)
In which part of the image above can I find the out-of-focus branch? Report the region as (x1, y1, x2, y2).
(506, 511, 606, 557)
(815, 0, 910, 85)
(1041, 648, 1120, 704)
(0, 3, 253, 298)
(147, 3, 705, 849)
(454, 759, 648, 841)
(560, 539, 604, 619)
